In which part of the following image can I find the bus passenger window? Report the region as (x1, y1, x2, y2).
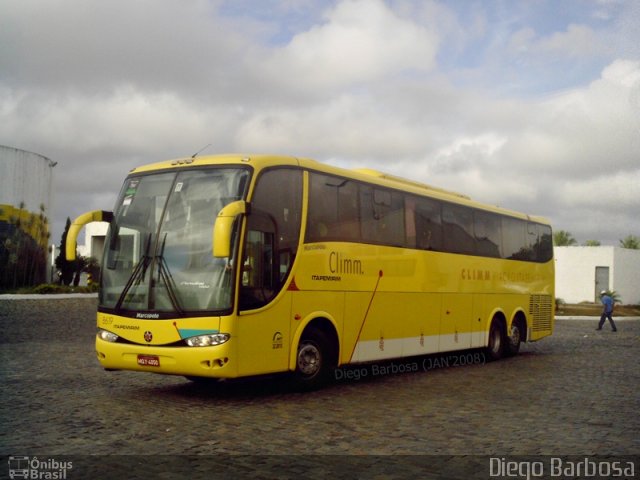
(502, 217, 527, 260)
(442, 204, 475, 255)
(537, 225, 553, 262)
(360, 187, 405, 246)
(307, 173, 359, 242)
(474, 211, 501, 258)
(414, 197, 443, 251)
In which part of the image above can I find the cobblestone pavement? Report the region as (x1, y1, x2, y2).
(1, 298, 638, 478)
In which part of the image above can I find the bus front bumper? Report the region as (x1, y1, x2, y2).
(95, 336, 237, 378)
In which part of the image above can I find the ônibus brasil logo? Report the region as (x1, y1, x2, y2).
(8, 456, 73, 479)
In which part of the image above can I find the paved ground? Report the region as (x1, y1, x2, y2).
(1, 297, 638, 479)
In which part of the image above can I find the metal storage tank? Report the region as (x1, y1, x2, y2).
(0, 145, 56, 289)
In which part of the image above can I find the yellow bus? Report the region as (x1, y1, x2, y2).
(67, 154, 554, 389)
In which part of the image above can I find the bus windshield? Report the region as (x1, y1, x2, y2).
(100, 167, 250, 315)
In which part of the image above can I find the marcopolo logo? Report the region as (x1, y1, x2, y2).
(8, 456, 73, 479)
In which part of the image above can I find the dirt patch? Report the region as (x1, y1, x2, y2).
(556, 303, 640, 317)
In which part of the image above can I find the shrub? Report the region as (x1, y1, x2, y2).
(32, 284, 70, 294)
(28, 283, 99, 294)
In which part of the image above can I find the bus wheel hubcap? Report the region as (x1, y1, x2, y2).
(297, 344, 321, 376)
(510, 326, 520, 345)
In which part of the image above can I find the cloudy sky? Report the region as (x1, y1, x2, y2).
(1, 0, 639, 247)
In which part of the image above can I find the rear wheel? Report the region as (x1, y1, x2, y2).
(292, 329, 334, 390)
(486, 320, 505, 361)
(504, 321, 523, 357)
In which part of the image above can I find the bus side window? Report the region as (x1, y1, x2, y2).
(241, 229, 276, 308)
(414, 196, 443, 251)
(306, 173, 359, 242)
(405, 197, 417, 248)
(360, 187, 405, 246)
(474, 211, 501, 258)
(442, 203, 475, 254)
(502, 217, 527, 260)
(537, 225, 553, 262)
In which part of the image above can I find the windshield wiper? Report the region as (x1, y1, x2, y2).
(114, 233, 152, 311)
(153, 233, 184, 315)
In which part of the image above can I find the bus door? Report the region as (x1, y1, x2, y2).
(236, 169, 303, 377)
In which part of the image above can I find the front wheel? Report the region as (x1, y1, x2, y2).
(292, 329, 334, 391)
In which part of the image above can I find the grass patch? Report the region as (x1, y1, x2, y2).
(556, 303, 640, 317)
(1, 283, 99, 295)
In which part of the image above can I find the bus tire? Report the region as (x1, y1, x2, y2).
(292, 329, 333, 391)
(504, 320, 523, 357)
(486, 320, 505, 361)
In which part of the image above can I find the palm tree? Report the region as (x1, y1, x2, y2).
(601, 289, 622, 304)
(553, 230, 577, 246)
(619, 235, 640, 249)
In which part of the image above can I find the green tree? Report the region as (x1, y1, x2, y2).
(553, 230, 577, 246)
(0, 201, 48, 290)
(73, 255, 87, 287)
(619, 235, 640, 249)
(583, 240, 601, 246)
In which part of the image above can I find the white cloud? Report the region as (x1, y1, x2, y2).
(0, 0, 638, 246)
(559, 170, 640, 208)
(496, 59, 640, 178)
(534, 24, 606, 58)
(264, 0, 438, 90)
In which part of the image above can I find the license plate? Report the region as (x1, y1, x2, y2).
(137, 354, 160, 367)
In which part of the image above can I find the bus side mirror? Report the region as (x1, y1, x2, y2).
(65, 210, 114, 261)
(213, 200, 249, 258)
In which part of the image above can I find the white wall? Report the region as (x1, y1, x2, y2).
(79, 222, 108, 260)
(613, 247, 640, 304)
(555, 246, 640, 304)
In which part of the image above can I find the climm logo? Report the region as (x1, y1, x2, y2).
(461, 268, 491, 281)
(329, 251, 364, 275)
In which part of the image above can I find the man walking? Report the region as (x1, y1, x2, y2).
(596, 290, 617, 332)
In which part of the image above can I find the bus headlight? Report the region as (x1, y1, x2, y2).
(185, 333, 230, 347)
(98, 329, 119, 342)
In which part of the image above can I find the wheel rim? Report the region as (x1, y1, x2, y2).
(297, 343, 321, 377)
(509, 325, 521, 346)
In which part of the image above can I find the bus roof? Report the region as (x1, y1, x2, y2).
(129, 154, 550, 225)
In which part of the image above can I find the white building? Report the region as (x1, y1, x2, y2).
(78, 222, 109, 263)
(0, 145, 56, 216)
(555, 246, 640, 305)
(0, 145, 57, 284)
